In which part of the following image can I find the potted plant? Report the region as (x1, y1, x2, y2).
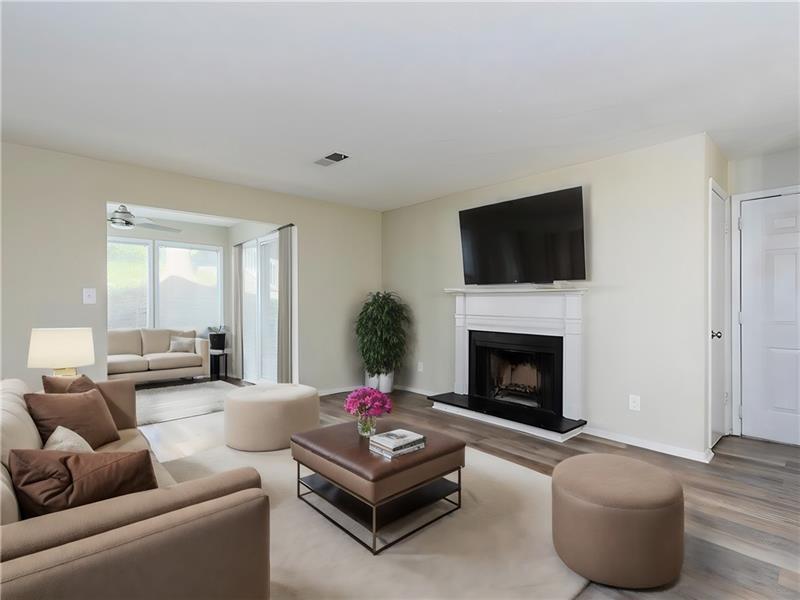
(208, 326, 226, 351)
(355, 291, 411, 393)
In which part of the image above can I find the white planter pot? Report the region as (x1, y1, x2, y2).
(365, 372, 380, 389)
(378, 371, 394, 393)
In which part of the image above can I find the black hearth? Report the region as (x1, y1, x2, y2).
(430, 330, 585, 434)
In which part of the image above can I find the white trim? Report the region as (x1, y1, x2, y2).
(581, 427, 714, 464)
(433, 402, 584, 443)
(394, 384, 437, 397)
(317, 386, 356, 396)
(730, 184, 800, 436)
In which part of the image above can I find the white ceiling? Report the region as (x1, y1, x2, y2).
(3, 3, 798, 211)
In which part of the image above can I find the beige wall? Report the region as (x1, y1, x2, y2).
(2, 142, 382, 390)
(383, 134, 713, 455)
(728, 147, 800, 194)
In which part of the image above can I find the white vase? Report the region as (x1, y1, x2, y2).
(378, 371, 394, 393)
(365, 371, 380, 389)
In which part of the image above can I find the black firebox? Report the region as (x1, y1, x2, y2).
(469, 330, 562, 416)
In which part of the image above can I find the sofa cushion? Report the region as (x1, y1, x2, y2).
(144, 352, 202, 371)
(24, 390, 121, 449)
(42, 374, 97, 394)
(1, 464, 20, 525)
(108, 329, 142, 356)
(97, 429, 176, 487)
(9, 449, 158, 518)
(1, 379, 42, 468)
(108, 354, 148, 374)
(141, 329, 195, 355)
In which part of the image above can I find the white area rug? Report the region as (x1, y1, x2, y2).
(136, 381, 237, 425)
(164, 445, 587, 599)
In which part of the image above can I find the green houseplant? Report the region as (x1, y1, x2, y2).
(355, 292, 411, 392)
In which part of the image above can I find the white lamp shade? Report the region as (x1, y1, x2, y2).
(27, 328, 95, 369)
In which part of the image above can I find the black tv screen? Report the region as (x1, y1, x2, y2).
(459, 187, 586, 284)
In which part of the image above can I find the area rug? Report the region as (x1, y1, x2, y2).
(164, 445, 588, 599)
(136, 380, 237, 425)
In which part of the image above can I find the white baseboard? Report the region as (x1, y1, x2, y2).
(432, 402, 584, 443)
(394, 385, 437, 397)
(317, 386, 355, 396)
(581, 426, 714, 463)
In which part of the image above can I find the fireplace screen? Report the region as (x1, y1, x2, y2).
(469, 330, 562, 416)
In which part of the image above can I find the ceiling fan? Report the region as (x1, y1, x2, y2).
(107, 205, 181, 232)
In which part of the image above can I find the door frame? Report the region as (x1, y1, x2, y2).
(707, 178, 731, 449)
(731, 184, 800, 436)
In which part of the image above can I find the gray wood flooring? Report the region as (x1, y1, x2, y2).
(318, 390, 800, 599)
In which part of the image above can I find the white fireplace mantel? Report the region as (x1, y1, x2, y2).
(446, 286, 585, 423)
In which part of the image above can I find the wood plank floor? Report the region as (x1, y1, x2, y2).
(143, 383, 799, 599)
(319, 390, 800, 600)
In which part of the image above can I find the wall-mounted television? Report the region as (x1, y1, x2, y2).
(459, 186, 586, 285)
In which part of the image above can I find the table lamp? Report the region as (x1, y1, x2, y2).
(27, 327, 95, 376)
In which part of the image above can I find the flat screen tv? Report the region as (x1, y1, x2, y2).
(459, 186, 586, 285)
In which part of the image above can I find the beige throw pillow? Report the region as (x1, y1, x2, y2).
(44, 426, 94, 453)
(168, 336, 194, 353)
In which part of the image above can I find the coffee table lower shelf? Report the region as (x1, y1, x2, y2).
(296, 463, 461, 554)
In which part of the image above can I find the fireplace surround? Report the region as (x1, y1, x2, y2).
(431, 286, 586, 441)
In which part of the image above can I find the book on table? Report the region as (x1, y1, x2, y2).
(369, 429, 426, 451)
(369, 429, 426, 459)
(369, 441, 425, 460)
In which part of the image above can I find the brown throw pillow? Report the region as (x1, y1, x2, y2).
(42, 374, 98, 394)
(24, 389, 120, 449)
(9, 449, 157, 518)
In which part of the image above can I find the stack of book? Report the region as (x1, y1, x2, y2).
(369, 429, 426, 459)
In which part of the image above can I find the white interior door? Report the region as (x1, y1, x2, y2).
(741, 193, 800, 445)
(708, 185, 728, 447)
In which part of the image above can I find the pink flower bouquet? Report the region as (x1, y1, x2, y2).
(345, 387, 392, 437)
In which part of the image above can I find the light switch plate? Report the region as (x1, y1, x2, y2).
(82, 287, 97, 305)
(629, 394, 641, 411)
(417, 361, 424, 372)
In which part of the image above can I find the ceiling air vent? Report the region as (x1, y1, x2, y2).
(314, 152, 349, 167)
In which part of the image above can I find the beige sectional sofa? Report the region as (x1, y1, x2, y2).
(0, 378, 269, 599)
(107, 328, 210, 383)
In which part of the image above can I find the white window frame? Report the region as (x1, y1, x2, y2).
(107, 237, 224, 332)
(107, 236, 155, 329)
(154, 240, 224, 330)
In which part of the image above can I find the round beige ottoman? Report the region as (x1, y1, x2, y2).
(225, 384, 319, 451)
(552, 454, 684, 589)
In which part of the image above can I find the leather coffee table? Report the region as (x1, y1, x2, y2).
(290, 420, 465, 554)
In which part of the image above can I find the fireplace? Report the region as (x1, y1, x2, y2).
(430, 287, 586, 440)
(469, 331, 562, 416)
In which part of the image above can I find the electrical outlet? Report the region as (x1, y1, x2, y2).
(629, 394, 641, 411)
(417, 361, 424, 373)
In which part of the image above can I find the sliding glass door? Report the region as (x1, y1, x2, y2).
(241, 235, 280, 384)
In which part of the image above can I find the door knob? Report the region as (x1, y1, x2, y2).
(711, 331, 722, 339)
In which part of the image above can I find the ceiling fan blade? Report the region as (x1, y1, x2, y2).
(136, 222, 182, 233)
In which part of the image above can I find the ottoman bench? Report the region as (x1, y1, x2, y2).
(291, 420, 466, 554)
(552, 453, 684, 589)
(225, 383, 319, 451)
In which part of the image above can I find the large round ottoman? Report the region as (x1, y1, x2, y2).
(225, 384, 319, 451)
(552, 454, 684, 589)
